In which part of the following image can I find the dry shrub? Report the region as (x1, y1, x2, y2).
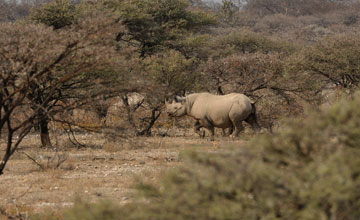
(53, 134, 77, 149)
(71, 109, 103, 127)
(293, 24, 333, 42)
(254, 14, 300, 34)
(293, 33, 360, 89)
(214, 29, 295, 55)
(201, 52, 312, 130)
(23, 151, 69, 171)
(1, 204, 34, 220)
(226, 11, 259, 28)
(244, 0, 344, 17)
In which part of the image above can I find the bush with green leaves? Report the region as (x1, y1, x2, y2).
(144, 50, 200, 97)
(109, 0, 216, 57)
(213, 29, 296, 57)
(30, 0, 76, 29)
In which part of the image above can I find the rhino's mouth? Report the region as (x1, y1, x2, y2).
(167, 111, 179, 117)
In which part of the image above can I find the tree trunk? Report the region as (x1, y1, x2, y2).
(40, 118, 52, 148)
(0, 93, 2, 138)
(138, 109, 161, 136)
(122, 95, 137, 129)
(0, 142, 11, 175)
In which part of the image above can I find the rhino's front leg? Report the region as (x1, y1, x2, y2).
(208, 126, 215, 141)
(200, 119, 215, 141)
(194, 121, 205, 138)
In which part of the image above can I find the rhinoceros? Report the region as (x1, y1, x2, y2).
(165, 92, 261, 141)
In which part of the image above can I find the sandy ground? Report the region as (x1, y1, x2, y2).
(0, 133, 245, 219)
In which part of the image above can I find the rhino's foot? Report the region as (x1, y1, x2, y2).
(229, 134, 238, 139)
(197, 130, 205, 139)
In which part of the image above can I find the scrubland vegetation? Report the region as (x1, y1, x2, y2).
(1, 0, 360, 219)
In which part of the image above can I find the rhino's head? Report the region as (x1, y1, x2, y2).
(165, 96, 187, 117)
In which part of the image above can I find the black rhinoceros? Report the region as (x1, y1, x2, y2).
(165, 92, 261, 141)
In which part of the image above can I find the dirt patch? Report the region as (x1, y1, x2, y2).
(0, 134, 245, 218)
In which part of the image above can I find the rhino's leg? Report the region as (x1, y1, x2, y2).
(194, 121, 205, 138)
(245, 113, 261, 133)
(221, 125, 233, 136)
(199, 119, 215, 141)
(221, 129, 226, 136)
(245, 103, 261, 133)
(208, 126, 215, 141)
(231, 122, 244, 138)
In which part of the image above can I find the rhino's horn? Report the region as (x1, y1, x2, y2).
(174, 95, 185, 103)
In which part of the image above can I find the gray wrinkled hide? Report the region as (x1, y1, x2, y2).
(166, 92, 260, 140)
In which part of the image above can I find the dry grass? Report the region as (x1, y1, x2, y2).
(0, 131, 246, 218)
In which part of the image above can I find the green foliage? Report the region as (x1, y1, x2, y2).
(220, 0, 239, 24)
(29, 0, 76, 29)
(216, 29, 295, 56)
(134, 49, 201, 110)
(174, 34, 212, 59)
(110, 0, 216, 57)
(296, 34, 360, 89)
(144, 50, 199, 96)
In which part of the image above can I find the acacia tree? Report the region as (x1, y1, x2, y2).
(29, 0, 76, 29)
(0, 15, 123, 173)
(112, 0, 216, 57)
(141, 50, 200, 135)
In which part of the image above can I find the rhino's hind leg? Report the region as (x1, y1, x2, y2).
(208, 126, 215, 141)
(245, 113, 261, 133)
(221, 126, 233, 137)
(230, 122, 244, 138)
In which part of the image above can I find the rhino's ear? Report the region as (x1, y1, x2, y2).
(174, 95, 185, 103)
(165, 98, 170, 105)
